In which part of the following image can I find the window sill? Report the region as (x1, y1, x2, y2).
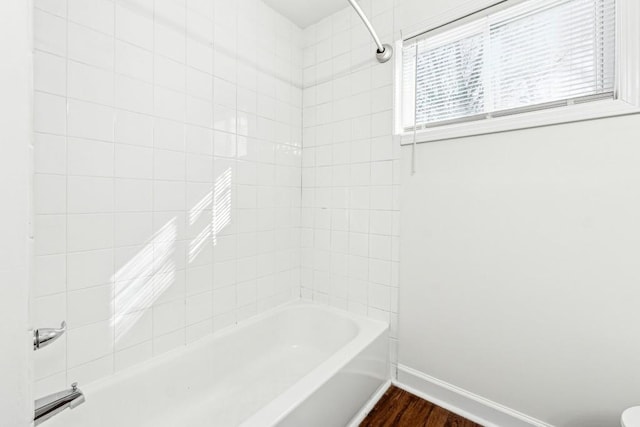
(398, 99, 640, 146)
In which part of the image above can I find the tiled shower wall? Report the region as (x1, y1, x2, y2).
(32, 0, 302, 395)
(300, 0, 401, 371)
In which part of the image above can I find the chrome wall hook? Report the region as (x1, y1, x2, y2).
(33, 321, 66, 350)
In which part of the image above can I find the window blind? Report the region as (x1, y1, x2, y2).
(401, 0, 616, 131)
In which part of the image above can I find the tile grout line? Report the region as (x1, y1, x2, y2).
(211, 0, 217, 336)
(111, 0, 116, 377)
(63, 0, 70, 389)
(181, 0, 187, 348)
(150, 0, 156, 357)
(231, 1, 240, 328)
(179, 4, 188, 336)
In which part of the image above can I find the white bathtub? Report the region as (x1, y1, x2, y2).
(44, 302, 389, 427)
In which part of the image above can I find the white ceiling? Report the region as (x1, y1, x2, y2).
(263, 0, 348, 28)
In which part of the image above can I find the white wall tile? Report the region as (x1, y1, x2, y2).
(154, 24, 186, 63)
(34, 92, 66, 135)
(35, 133, 66, 175)
(301, 5, 399, 374)
(33, 293, 66, 327)
(115, 75, 154, 114)
(186, 265, 212, 296)
(116, 41, 153, 82)
(34, 254, 67, 297)
(35, 215, 66, 256)
(34, 373, 67, 400)
(186, 39, 213, 74)
(154, 149, 186, 181)
(67, 355, 115, 387)
(213, 285, 236, 316)
(154, 118, 185, 151)
(34, 335, 66, 379)
(153, 299, 185, 336)
(115, 310, 152, 351)
(115, 144, 153, 179)
(67, 100, 114, 141)
(187, 96, 213, 128)
(67, 284, 114, 328)
(34, 175, 66, 214)
(154, 181, 185, 211)
(153, 329, 185, 355)
(115, 179, 153, 212)
(68, 0, 114, 35)
(154, 86, 186, 121)
(186, 292, 212, 325)
(34, 51, 66, 95)
(185, 127, 212, 157)
(67, 320, 114, 367)
(68, 60, 114, 105)
(115, 111, 154, 147)
(67, 249, 114, 290)
(67, 138, 114, 177)
(115, 212, 154, 246)
(155, 269, 186, 305)
(67, 176, 114, 213)
(186, 320, 212, 343)
(68, 23, 114, 69)
(115, 4, 154, 50)
(34, 0, 66, 17)
(187, 68, 213, 102)
(186, 10, 213, 45)
(185, 154, 213, 182)
(34, 10, 66, 55)
(33, 0, 302, 388)
(155, 55, 186, 92)
(67, 214, 114, 252)
(115, 341, 153, 371)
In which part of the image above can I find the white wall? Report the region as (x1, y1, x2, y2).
(377, 0, 640, 425)
(32, 0, 302, 395)
(0, 0, 33, 426)
(400, 114, 640, 426)
(300, 1, 401, 373)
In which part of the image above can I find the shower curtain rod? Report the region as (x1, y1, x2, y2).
(347, 0, 393, 63)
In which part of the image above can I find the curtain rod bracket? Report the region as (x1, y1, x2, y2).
(348, 0, 393, 63)
(376, 44, 393, 63)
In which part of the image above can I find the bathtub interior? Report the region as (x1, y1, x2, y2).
(148, 306, 363, 426)
(43, 303, 382, 427)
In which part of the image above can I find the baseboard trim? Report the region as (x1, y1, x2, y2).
(347, 380, 392, 427)
(395, 365, 552, 427)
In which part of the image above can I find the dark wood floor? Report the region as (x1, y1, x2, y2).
(360, 386, 483, 427)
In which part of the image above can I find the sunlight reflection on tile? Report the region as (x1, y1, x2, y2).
(213, 167, 233, 245)
(113, 218, 177, 343)
(188, 189, 212, 226)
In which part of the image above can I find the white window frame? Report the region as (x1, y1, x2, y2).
(394, 0, 640, 145)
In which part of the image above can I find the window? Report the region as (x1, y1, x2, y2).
(397, 0, 640, 143)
